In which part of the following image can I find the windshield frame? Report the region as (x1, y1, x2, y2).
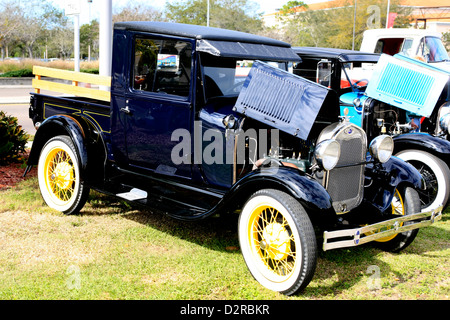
(199, 54, 290, 101)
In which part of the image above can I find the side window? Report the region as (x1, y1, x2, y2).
(374, 40, 384, 54)
(133, 37, 192, 96)
(400, 39, 413, 56)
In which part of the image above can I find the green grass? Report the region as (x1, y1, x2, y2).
(0, 176, 448, 300)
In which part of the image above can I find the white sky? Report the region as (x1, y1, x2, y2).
(50, 0, 303, 25)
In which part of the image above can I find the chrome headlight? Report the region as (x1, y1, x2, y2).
(369, 135, 394, 163)
(314, 139, 341, 170)
(439, 113, 450, 134)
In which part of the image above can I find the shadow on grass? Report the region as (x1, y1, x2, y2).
(83, 190, 241, 252)
(80, 190, 449, 298)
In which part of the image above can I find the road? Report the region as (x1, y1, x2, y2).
(0, 85, 57, 136)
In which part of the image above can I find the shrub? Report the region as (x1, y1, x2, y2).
(0, 111, 29, 165)
(0, 68, 33, 77)
(80, 68, 99, 74)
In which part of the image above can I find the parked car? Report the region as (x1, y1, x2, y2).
(25, 22, 442, 295)
(293, 47, 450, 211)
(360, 28, 450, 71)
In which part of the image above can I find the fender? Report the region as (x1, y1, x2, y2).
(211, 166, 337, 226)
(25, 114, 106, 183)
(364, 155, 422, 212)
(393, 133, 450, 164)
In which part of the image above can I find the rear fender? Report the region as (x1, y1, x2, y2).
(26, 114, 105, 183)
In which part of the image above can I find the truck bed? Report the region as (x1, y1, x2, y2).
(29, 66, 112, 134)
(30, 93, 112, 134)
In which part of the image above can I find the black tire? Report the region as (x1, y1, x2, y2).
(374, 186, 421, 253)
(238, 189, 317, 295)
(395, 150, 450, 210)
(37, 135, 90, 215)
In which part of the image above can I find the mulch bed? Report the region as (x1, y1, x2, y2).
(0, 152, 36, 191)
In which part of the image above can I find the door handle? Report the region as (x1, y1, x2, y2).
(120, 106, 132, 114)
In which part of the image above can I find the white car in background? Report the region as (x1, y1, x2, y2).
(360, 28, 450, 71)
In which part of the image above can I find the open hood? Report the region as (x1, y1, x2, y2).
(234, 61, 335, 140)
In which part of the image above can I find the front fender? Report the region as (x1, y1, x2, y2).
(393, 133, 450, 164)
(364, 155, 422, 212)
(220, 166, 337, 226)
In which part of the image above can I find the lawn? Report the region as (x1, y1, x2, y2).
(0, 174, 448, 300)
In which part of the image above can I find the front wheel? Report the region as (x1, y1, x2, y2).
(238, 189, 317, 295)
(395, 150, 450, 210)
(37, 135, 90, 215)
(373, 186, 421, 253)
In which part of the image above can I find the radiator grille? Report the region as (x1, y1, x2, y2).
(366, 54, 450, 117)
(324, 124, 366, 213)
(375, 63, 434, 107)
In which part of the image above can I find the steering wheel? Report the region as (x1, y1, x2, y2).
(352, 79, 369, 89)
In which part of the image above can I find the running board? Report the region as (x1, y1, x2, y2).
(322, 204, 443, 251)
(116, 188, 148, 201)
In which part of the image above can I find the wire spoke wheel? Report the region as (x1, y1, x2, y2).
(239, 189, 317, 295)
(374, 189, 405, 243)
(44, 149, 76, 205)
(396, 150, 450, 210)
(38, 135, 89, 215)
(250, 206, 297, 279)
(373, 186, 421, 252)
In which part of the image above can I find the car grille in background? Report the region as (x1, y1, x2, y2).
(366, 54, 450, 118)
(326, 124, 366, 213)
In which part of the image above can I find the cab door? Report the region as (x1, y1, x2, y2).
(122, 34, 194, 179)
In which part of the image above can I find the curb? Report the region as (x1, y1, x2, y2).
(0, 97, 29, 104)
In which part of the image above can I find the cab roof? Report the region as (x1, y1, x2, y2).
(115, 21, 290, 47)
(293, 47, 380, 63)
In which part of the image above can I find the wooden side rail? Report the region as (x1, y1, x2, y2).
(32, 66, 111, 102)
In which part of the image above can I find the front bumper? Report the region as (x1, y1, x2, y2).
(322, 205, 443, 251)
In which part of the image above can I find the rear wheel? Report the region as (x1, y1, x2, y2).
(373, 186, 421, 253)
(238, 189, 317, 295)
(38, 135, 89, 215)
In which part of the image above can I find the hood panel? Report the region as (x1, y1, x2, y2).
(234, 60, 332, 140)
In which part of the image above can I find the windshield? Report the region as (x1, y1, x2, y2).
(341, 61, 377, 91)
(201, 55, 288, 99)
(417, 36, 450, 63)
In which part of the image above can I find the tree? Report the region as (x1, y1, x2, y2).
(113, 3, 165, 23)
(274, 0, 412, 49)
(165, 0, 262, 33)
(0, 1, 21, 59)
(80, 20, 99, 60)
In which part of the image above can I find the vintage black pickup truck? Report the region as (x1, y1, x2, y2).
(293, 47, 450, 213)
(25, 22, 442, 295)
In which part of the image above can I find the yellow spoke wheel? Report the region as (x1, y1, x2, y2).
(38, 135, 89, 215)
(43, 148, 76, 205)
(375, 189, 405, 243)
(239, 189, 317, 295)
(248, 206, 296, 278)
(372, 187, 421, 253)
